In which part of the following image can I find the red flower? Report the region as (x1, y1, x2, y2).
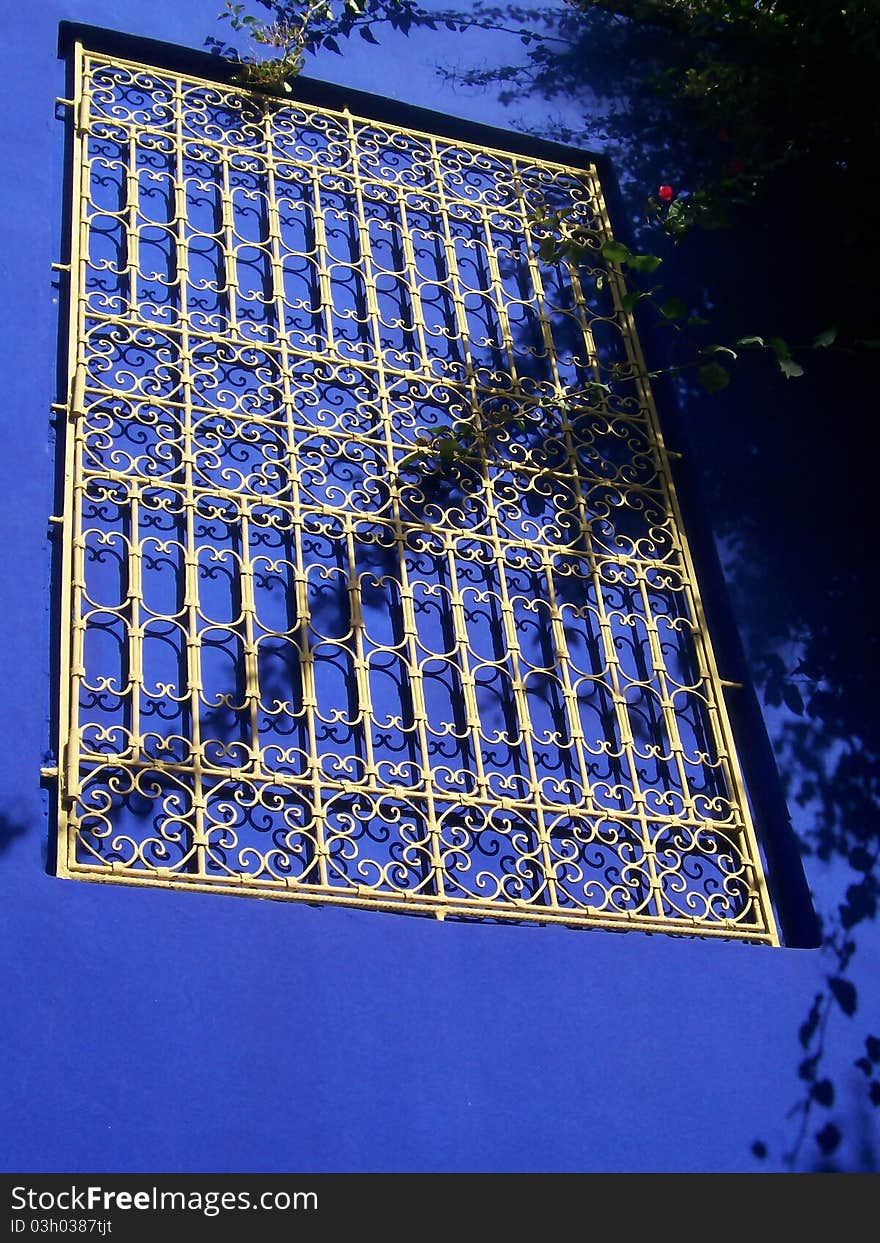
(717, 128, 729, 143)
(728, 158, 744, 175)
(658, 184, 674, 202)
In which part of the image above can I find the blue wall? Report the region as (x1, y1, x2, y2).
(0, 0, 874, 1174)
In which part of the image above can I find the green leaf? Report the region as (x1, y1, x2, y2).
(829, 976, 857, 1017)
(813, 326, 837, 348)
(698, 362, 730, 394)
(735, 335, 765, 348)
(701, 344, 738, 360)
(659, 297, 686, 320)
(437, 437, 458, 465)
(663, 201, 690, 234)
(561, 240, 588, 262)
(687, 315, 710, 326)
(867, 1035, 880, 1062)
(627, 253, 662, 273)
(600, 240, 630, 265)
(768, 336, 791, 359)
(538, 238, 558, 263)
(620, 291, 643, 313)
(778, 357, 805, 379)
(359, 25, 380, 44)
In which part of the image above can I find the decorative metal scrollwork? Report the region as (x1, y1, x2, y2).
(53, 44, 778, 941)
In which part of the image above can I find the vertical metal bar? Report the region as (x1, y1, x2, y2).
(308, 168, 335, 355)
(633, 568, 697, 818)
(127, 482, 143, 758)
(291, 509, 326, 886)
(536, 546, 597, 817)
(262, 107, 328, 883)
(442, 540, 489, 800)
(220, 148, 239, 336)
(173, 67, 207, 878)
(429, 136, 476, 383)
(479, 203, 520, 387)
(345, 110, 444, 903)
(125, 131, 140, 318)
(238, 502, 262, 769)
(394, 191, 430, 374)
(58, 43, 89, 873)
(342, 513, 378, 782)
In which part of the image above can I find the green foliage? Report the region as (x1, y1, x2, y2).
(600, 239, 630, 264)
(569, 1, 880, 216)
(658, 296, 685, 320)
(210, 0, 393, 93)
(216, 0, 337, 92)
(523, 181, 859, 401)
(627, 252, 662, 273)
(812, 327, 837, 350)
(395, 401, 529, 474)
(696, 361, 729, 394)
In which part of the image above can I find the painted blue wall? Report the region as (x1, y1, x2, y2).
(0, 0, 874, 1174)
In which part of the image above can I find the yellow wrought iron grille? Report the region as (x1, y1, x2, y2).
(52, 43, 778, 940)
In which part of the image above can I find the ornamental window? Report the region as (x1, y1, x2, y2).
(51, 38, 779, 941)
